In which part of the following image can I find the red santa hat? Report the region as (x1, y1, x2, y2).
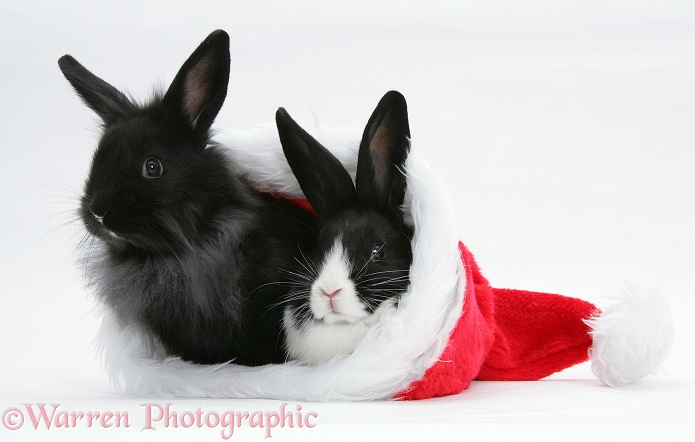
(96, 127, 674, 400)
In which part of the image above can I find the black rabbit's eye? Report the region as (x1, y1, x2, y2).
(371, 243, 386, 261)
(143, 158, 163, 179)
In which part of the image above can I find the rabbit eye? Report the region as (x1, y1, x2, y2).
(371, 243, 386, 260)
(143, 157, 163, 179)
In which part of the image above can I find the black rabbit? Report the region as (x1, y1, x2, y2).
(276, 91, 413, 365)
(59, 30, 317, 366)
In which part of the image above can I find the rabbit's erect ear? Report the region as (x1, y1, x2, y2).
(163, 29, 230, 133)
(355, 91, 411, 221)
(58, 55, 135, 125)
(276, 108, 357, 220)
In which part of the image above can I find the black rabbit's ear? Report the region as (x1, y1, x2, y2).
(355, 91, 411, 221)
(58, 55, 135, 125)
(276, 107, 357, 219)
(163, 29, 230, 133)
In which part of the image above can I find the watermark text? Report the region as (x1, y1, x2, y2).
(2, 402, 318, 439)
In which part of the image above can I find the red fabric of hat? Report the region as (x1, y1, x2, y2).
(399, 242, 597, 400)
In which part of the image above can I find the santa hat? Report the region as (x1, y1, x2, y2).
(96, 126, 674, 400)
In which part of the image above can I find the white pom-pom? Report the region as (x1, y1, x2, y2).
(585, 287, 674, 387)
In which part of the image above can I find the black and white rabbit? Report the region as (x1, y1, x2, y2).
(275, 91, 413, 365)
(59, 30, 318, 366)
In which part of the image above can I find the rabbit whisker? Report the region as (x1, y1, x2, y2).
(298, 247, 319, 275)
(248, 280, 302, 296)
(359, 275, 411, 285)
(278, 268, 315, 282)
(263, 293, 311, 313)
(36, 218, 82, 246)
(293, 256, 317, 279)
(35, 182, 82, 197)
(363, 269, 410, 275)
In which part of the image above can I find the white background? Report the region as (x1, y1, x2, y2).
(0, 0, 693, 440)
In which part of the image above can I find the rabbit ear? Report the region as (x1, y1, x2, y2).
(276, 107, 357, 219)
(162, 29, 230, 134)
(355, 91, 411, 222)
(58, 55, 135, 125)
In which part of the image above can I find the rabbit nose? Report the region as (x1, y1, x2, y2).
(321, 289, 341, 299)
(90, 209, 108, 224)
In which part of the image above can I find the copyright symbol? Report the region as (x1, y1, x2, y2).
(2, 408, 24, 430)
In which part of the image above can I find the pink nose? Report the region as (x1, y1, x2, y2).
(322, 289, 341, 299)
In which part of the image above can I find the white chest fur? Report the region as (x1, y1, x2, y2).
(283, 299, 396, 365)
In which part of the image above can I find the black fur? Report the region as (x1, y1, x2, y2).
(60, 30, 318, 365)
(276, 91, 413, 329)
